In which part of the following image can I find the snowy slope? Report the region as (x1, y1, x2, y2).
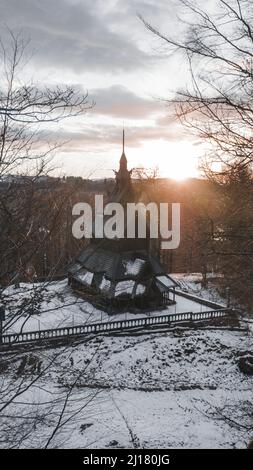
(0, 275, 252, 449)
(0, 327, 252, 449)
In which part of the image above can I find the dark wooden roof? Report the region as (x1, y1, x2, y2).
(72, 245, 169, 281)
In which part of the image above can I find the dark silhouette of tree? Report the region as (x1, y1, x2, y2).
(141, 0, 253, 310)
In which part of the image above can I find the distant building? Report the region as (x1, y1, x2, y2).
(68, 132, 177, 313)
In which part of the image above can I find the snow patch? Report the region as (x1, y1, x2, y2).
(156, 275, 175, 288)
(99, 276, 111, 292)
(136, 284, 146, 295)
(115, 280, 135, 297)
(123, 259, 146, 276)
(75, 270, 93, 286)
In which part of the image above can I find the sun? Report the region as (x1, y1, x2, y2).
(154, 141, 200, 180)
(163, 153, 196, 180)
(130, 140, 200, 181)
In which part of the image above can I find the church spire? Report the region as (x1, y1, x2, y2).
(121, 128, 126, 159)
(120, 128, 127, 171)
(112, 129, 134, 203)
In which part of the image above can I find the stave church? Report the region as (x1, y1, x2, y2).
(68, 132, 178, 313)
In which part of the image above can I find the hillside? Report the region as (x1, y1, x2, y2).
(0, 277, 252, 449)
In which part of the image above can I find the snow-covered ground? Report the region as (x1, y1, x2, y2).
(1, 274, 252, 449)
(3, 277, 225, 335)
(173, 273, 226, 304)
(0, 327, 252, 449)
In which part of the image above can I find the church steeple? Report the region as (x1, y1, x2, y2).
(122, 128, 125, 155)
(120, 128, 127, 172)
(111, 129, 133, 203)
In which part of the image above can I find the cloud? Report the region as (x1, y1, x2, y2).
(0, 0, 194, 178)
(39, 117, 189, 154)
(0, 0, 156, 73)
(89, 85, 163, 118)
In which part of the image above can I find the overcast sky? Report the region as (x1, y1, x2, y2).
(0, 0, 202, 179)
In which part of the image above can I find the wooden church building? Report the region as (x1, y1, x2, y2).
(68, 132, 178, 313)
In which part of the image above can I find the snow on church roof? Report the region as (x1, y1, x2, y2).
(75, 269, 94, 286)
(114, 280, 146, 297)
(123, 258, 146, 276)
(156, 275, 176, 288)
(115, 280, 135, 297)
(136, 284, 146, 296)
(100, 276, 111, 292)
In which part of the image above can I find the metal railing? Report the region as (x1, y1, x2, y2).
(0, 308, 231, 346)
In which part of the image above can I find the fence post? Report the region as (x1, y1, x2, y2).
(0, 306, 6, 345)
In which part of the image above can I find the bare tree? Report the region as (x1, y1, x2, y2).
(0, 29, 96, 448)
(0, 29, 92, 287)
(0, 29, 91, 124)
(141, 0, 253, 310)
(0, 339, 102, 449)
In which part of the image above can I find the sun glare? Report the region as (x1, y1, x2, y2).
(130, 140, 200, 181)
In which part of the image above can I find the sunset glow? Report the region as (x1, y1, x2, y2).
(140, 140, 200, 180)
